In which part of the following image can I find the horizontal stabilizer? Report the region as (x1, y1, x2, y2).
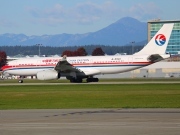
(147, 54, 170, 62)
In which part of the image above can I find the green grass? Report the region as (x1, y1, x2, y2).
(1, 78, 180, 83)
(0, 84, 180, 109)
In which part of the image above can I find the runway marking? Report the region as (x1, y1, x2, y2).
(1, 122, 180, 129)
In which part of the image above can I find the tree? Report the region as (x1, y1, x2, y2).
(92, 47, 105, 56)
(61, 50, 73, 56)
(76, 47, 87, 56)
(61, 47, 88, 57)
(0, 51, 7, 69)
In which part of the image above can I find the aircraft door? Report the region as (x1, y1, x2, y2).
(89, 58, 94, 65)
(128, 57, 133, 64)
(12, 61, 17, 68)
(36, 60, 41, 66)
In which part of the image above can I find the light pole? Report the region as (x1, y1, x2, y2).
(130, 41, 135, 78)
(130, 41, 135, 54)
(36, 44, 42, 57)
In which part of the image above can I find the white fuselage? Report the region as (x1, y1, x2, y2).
(2, 55, 154, 76)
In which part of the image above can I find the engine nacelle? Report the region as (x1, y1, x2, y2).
(37, 69, 60, 80)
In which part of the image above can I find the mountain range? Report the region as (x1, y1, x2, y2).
(0, 17, 147, 46)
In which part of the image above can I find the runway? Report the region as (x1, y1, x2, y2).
(1, 109, 180, 135)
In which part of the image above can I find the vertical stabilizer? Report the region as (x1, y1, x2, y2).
(134, 23, 174, 55)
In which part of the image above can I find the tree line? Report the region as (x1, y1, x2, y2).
(0, 45, 143, 56)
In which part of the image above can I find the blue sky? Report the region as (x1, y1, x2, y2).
(0, 0, 179, 35)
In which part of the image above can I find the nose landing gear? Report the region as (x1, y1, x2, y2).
(18, 80, 23, 83)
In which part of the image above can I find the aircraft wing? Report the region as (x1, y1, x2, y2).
(54, 56, 101, 76)
(54, 56, 81, 73)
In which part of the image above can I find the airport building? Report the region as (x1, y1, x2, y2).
(96, 61, 180, 79)
(148, 19, 180, 54)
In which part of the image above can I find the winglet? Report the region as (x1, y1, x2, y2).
(62, 55, 67, 61)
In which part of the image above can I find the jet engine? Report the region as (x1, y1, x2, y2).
(36, 69, 60, 80)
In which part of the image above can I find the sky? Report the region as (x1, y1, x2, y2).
(0, 0, 180, 36)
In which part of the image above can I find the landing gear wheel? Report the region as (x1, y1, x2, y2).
(94, 78, 99, 82)
(70, 78, 75, 83)
(86, 78, 92, 82)
(70, 78, 83, 83)
(76, 78, 83, 83)
(86, 78, 99, 83)
(18, 80, 23, 83)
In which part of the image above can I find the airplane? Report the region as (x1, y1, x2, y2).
(1, 23, 174, 83)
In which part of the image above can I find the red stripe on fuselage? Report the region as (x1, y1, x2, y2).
(1, 61, 152, 71)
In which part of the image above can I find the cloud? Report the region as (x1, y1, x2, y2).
(72, 1, 121, 24)
(44, 4, 67, 19)
(26, 1, 161, 26)
(72, 2, 102, 24)
(26, 4, 66, 26)
(0, 18, 18, 28)
(128, 2, 162, 21)
(27, 7, 41, 18)
(26, 2, 120, 26)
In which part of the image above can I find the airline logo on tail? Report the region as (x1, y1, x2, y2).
(155, 34, 166, 46)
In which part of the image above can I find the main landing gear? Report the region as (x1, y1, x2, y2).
(68, 77, 99, 83)
(86, 78, 99, 82)
(70, 78, 83, 83)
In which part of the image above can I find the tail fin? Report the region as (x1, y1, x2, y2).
(134, 23, 174, 55)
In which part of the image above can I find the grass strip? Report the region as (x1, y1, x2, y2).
(1, 78, 180, 83)
(0, 84, 180, 109)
